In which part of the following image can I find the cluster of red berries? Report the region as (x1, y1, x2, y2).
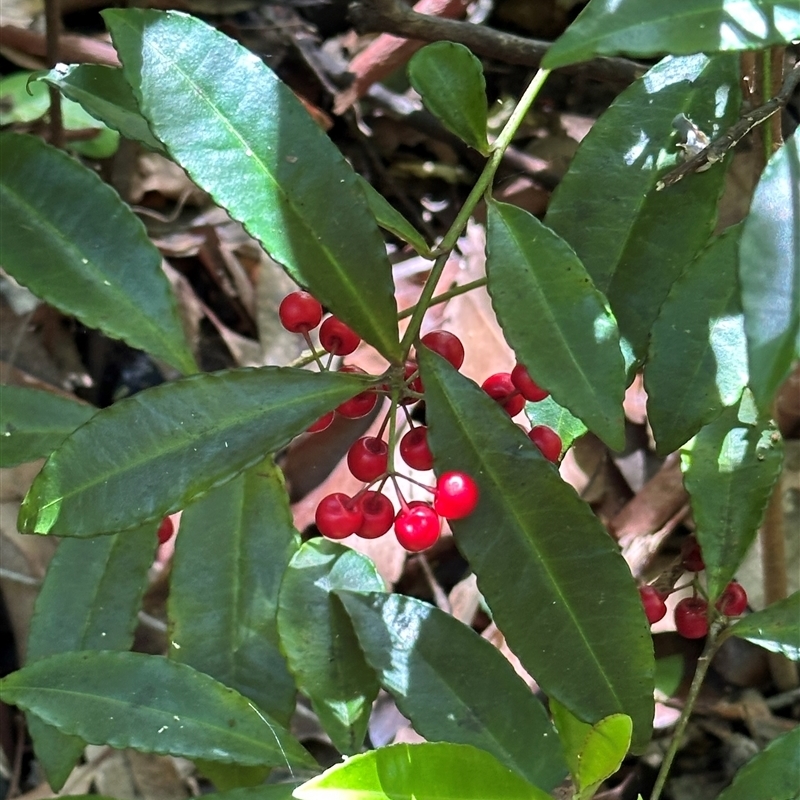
(638, 536, 748, 639)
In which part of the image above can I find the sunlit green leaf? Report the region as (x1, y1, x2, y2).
(524, 396, 588, 453)
(730, 592, 800, 661)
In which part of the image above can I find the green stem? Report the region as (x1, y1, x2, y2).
(761, 51, 773, 157)
(397, 277, 487, 321)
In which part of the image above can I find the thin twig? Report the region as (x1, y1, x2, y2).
(44, 0, 63, 148)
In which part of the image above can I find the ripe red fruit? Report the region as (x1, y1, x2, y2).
(307, 411, 334, 433)
(420, 330, 465, 370)
(315, 493, 363, 539)
(674, 597, 709, 639)
(336, 366, 378, 419)
(394, 504, 441, 552)
(715, 582, 748, 616)
(319, 316, 361, 356)
(356, 491, 395, 539)
(639, 585, 668, 625)
(434, 471, 479, 520)
(482, 373, 525, 417)
(681, 537, 705, 572)
(399, 427, 434, 471)
(528, 425, 562, 463)
(347, 437, 389, 483)
(157, 516, 174, 545)
(511, 363, 549, 402)
(279, 291, 323, 333)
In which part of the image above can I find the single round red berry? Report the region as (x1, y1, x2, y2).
(681, 537, 705, 572)
(639, 585, 668, 625)
(319, 316, 361, 356)
(315, 493, 363, 539)
(420, 330, 465, 370)
(715, 582, 747, 616)
(674, 597, 709, 639)
(528, 425, 562, 463)
(434, 471, 479, 520)
(356, 491, 395, 539)
(157, 516, 174, 545)
(511, 363, 549, 402)
(279, 290, 323, 333)
(307, 411, 335, 433)
(347, 436, 389, 483)
(336, 366, 378, 419)
(399, 426, 434, 471)
(394, 504, 441, 552)
(482, 373, 525, 417)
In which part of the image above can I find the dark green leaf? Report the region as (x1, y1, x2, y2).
(730, 592, 800, 661)
(543, 0, 800, 69)
(418, 348, 654, 751)
(487, 200, 625, 450)
(104, 9, 400, 362)
(338, 591, 567, 791)
(0, 133, 196, 374)
(653, 654, 684, 697)
(0, 385, 95, 468)
(19, 367, 367, 537)
(408, 42, 489, 154)
(195, 762, 271, 791)
(201, 784, 301, 800)
(524, 396, 587, 453)
(646, 225, 748, 454)
(0, 651, 314, 768)
(739, 129, 800, 413)
(277, 540, 383, 754)
(545, 55, 740, 364)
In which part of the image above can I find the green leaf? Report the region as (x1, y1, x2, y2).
(486, 200, 626, 450)
(0, 385, 95, 468)
(0, 133, 196, 375)
(654, 654, 684, 697)
(716, 726, 800, 800)
(19, 367, 367, 536)
(524, 395, 588, 453)
(277, 540, 383, 754)
(646, 225, 748, 454)
(0, 651, 314, 768)
(38, 64, 166, 153)
(293, 743, 553, 800)
(202, 784, 301, 800)
(104, 8, 400, 362)
(739, 129, 800, 413)
(408, 42, 489, 155)
(338, 591, 567, 791)
(418, 348, 655, 752)
(543, 0, 800, 70)
(169, 460, 299, 726)
(730, 592, 800, 661)
(545, 55, 740, 364)
(195, 762, 271, 792)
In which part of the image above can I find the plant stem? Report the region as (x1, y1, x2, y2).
(397, 277, 487, 320)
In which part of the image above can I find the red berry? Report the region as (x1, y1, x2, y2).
(420, 330, 465, 370)
(307, 411, 334, 433)
(399, 427, 434, 471)
(279, 291, 322, 333)
(715, 582, 748, 616)
(356, 491, 395, 539)
(157, 516, 174, 545)
(394, 505, 441, 552)
(347, 436, 389, 483)
(674, 597, 709, 639)
(482, 373, 525, 417)
(511, 363, 549, 402)
(681, 537, 705, 572)
(315, 493, 363, 539)
(336, 366, 378, 419)
(319, 316, 361, 356)
(434, 471, 479, 520)
(528, 426, 562, 463)
(639, 585, 667, 625)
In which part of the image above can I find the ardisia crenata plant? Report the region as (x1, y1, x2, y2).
(0, 3, 799, 800)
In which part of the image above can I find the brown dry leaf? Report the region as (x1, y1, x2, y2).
(448, 572, 480, 625)
(87, 746, 189, 800)
(392, 725, 426, 745)
(130, 153, 208, 206)
(624, 372, 648, 425)
(481, 621, 537, 691)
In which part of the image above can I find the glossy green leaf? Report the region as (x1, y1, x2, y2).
(418, 348, 654, 751)
(654, 654, 684, 697)
(408, 42, 489, 154)
(195, 761, 271, 791)
(204, 784, 301, 800)
(104, 9, 400, 362)
(19, 367, 367, 537)
(338, 591, 567, 791)
(730, 592, 800, 661)
(739, 129, 800, 413)
(170, 460, 299, 726)
(0, 385, 95, 468)
(681, 398, 784, 601)
(0, 133, 196, 374)
(39, 64, 165, 153)
(543, 0, 800, 69)
(25, 524, 156, 789)
(524, 396, 588, 453)
(646, 225, 748, 454)
(487, 200, 625, 450)
(716, 725, 800, 800)
(0, 651, 314, 768)
(545, 55, 740, 365)
(294, 743, 552, 800)
(277, 540, 383, 754)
